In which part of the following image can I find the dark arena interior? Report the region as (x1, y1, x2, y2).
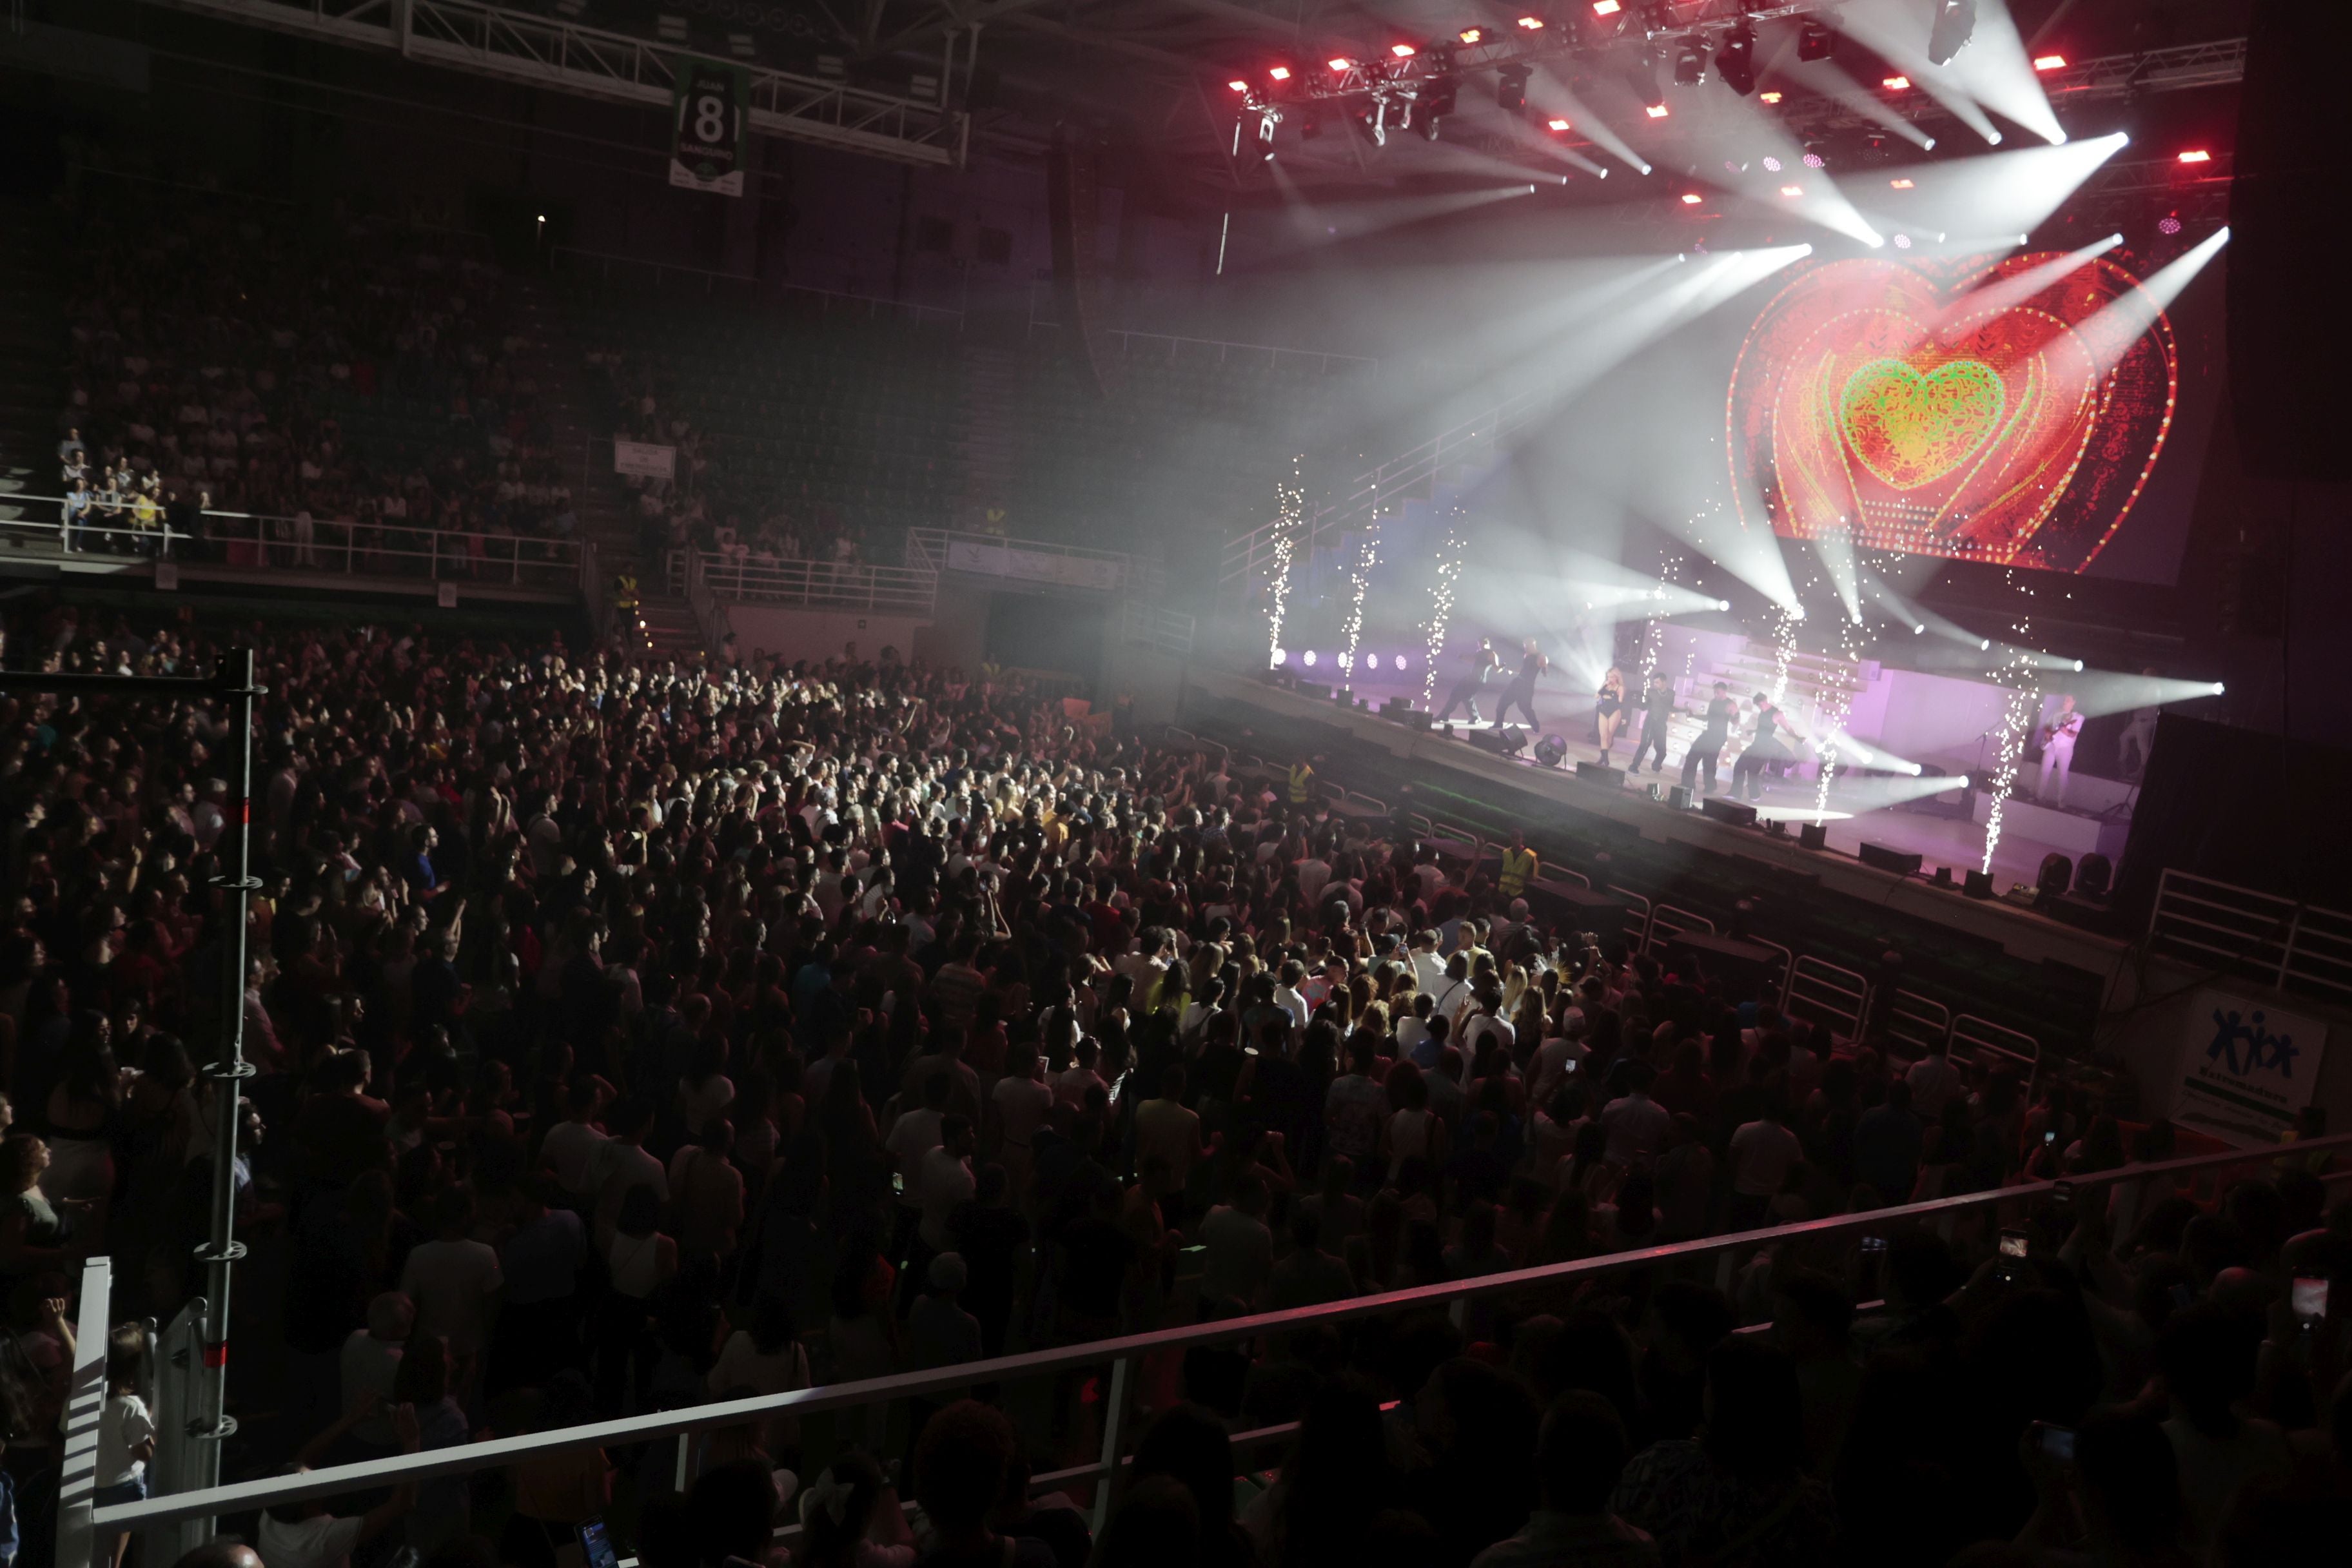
(6, 3, 2352, 1567)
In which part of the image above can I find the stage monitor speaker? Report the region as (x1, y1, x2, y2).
(2231, 1, 2352, 479)
(1963, 868, 1996, 899)
(1798, 822, 1829, 851)
(1667, 785, 1694, 810)
(1858, 841, 1924, 877)
(1701, 798, 1758, 828)
(1465, 727, 1525, 756)
(1576, 761, 1627, 789)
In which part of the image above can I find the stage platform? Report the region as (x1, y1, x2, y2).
(1185, 668, 2133, 977)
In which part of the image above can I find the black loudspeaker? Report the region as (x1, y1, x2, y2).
(1798, 822, 1829, 850)
(1701, 798, 1758, 828)
(1667, 785, 1694, 810)
(1533, 734, 1569, 768)
(2230, 1, 2352, 479)
(1047, 128, 1115, 398)
(1576, 761, 1626, 788)
(1858, 841, 1924, 877)
(1465, 726, 1525, 756)
(1963, 868, 1996, 899)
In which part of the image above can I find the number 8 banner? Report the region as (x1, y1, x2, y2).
(670, 58, 749, 195)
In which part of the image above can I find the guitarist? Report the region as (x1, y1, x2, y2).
(2038, 693, 2083, 805)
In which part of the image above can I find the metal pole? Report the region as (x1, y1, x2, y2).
(57, 1255, 113, 1568)
(196, 649, 260, 1511)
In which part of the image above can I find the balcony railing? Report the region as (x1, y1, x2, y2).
(67, 1128, 2352, 1565)
(667, 548, 939, 614)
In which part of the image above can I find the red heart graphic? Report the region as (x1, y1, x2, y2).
(1725, 254, 2178, 573)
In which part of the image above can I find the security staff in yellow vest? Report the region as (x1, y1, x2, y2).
(1288, 756, 1318, 805)
(613, 570, 640, 614)
(1497, 828, 1538, 899)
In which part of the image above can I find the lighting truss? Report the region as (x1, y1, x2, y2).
(130, 0, 968, 166)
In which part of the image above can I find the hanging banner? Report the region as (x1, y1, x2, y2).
(670, 58, 749, 195)
(613, 440, 677, 481)
(2172, 988, 2331, 1146)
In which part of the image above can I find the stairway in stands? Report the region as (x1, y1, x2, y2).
(510, 275, 705, 663)
(954, 337, 1021, 529)
(0, 197, 62, 542)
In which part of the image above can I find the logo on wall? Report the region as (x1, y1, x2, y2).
(1725, 253, 2179, 573)
(2173, 988, 2329, 1146)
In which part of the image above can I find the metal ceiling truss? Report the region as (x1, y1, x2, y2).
(1228, 10, 2244, 161)
(134, 0, 968, 166)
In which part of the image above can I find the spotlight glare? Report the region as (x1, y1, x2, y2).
(1914, 623, 1925, 634)
(1396, 653, 1409, 668)
(1366, 653, 1382, 670)
(1268, 65, 1291, 81)
(1779, 184, 1803, 197)
(1890, 177, 1915, 188)
(1328, 57, 1353, 72)
(2178, 149, 2211, 164)
(1391, 43, 1417, 58)
(2033, 54, 2066, 71)
(1592, 0, 1621, 13)
(1458, 27, 1484, 44)
(1518, 16, 1544, 30)
(1718, 599, 1732, 611)
(1645, 103, 1670, 118)
(1759, 90, 1782, 104)
(2212, 682, 2227, 694)
(2073, 660, 2085, 672)
(1979, 639, 1992, 651)
(1680, 191, 1702, 204)
(1304, 650, 1317, 666)
(1227, 80, 1248, 92)
(1271, 647, 1288, 665)
(1883, 74, 1911, 91)
(1548, 117, 1572, 132)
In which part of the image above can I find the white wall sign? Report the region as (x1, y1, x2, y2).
(613, 440, 677, 481)
(2173, 988, 2331, 1146)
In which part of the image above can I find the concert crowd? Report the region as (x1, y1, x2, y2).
(0, 603, 2344, 1568)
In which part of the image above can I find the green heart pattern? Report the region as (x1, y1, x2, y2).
(1837, 357, 2008, 491)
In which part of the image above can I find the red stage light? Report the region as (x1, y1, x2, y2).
(1269, 65, 1291, 81)
(1328, 57, 1353, 72)
(2177, 148, 2211, 164)
(1547, 117, 1572, 132)
(1681, 192, 1703, 204)
(2033, 54, 2066, 71)
(1592, 0, 1620, 14)
(1645, 103, 1670, 118)
(1228, 79, 1248, 92)
(1391, 43, 1417, 58)
(1883, 75, 1911, 90)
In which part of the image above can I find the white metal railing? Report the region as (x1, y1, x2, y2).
(1888, 988, 1955, 1061)
(1954, 1014, 2044, 1088)
(552, 245, 966, 322)
(4, 500, 583, 586)
(908, 527, 1153, 598)
(669, 549, 938, 614)
(1647, 902, 1716, 955)
(2149, 868, 2352, 1004)
(78, 1129, 2352, 1563)
(1787, 954, 1872, 1044)
(1606, 885, 1654, 949)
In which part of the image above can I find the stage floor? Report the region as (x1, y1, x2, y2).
(1262, 667, 2101, 892)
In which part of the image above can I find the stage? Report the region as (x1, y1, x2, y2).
(1185, 667, 2135, 976)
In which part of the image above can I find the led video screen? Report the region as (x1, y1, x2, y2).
(1725, 250, 2219, 583)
